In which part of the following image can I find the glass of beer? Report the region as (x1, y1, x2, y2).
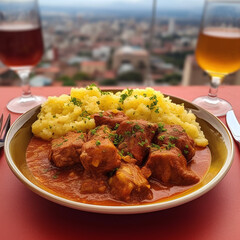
(0, 0, 46, 113)
(193, 0, 240, 116)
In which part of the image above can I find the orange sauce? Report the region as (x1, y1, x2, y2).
(26, 137, 211, 206)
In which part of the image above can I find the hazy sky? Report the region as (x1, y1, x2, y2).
(39, 0, 205, 10)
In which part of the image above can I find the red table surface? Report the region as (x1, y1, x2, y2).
(0, 85, 240, 240)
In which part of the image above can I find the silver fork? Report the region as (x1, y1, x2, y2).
(0, 114, 11, 148)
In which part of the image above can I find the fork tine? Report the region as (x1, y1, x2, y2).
(0, 114, 3, 132)
(0, 114, 11, 140)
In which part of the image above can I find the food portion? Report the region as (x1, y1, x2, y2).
(109, 163, 152, 202)
(154, 124, 196, 161)
(27, 85, 211, 205)
(49, 132, 86, 168)
(32, 85, 208, 147)
(117, 120, 158, 165)
(142, 147, 200, 186)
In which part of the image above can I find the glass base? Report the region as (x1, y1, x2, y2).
(192, 96, 232, 117)
(7, 95, 46, 114)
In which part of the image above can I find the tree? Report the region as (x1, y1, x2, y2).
(117, 71, 143, 83)
(161, 51, 194, 69)
(73, 72, 90, 81)
(57, 75, 76, 86)
(100, 78, 117, 86)
(156, 73, 182, 86)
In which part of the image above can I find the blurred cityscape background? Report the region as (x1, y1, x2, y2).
(1, 0, 240, 87)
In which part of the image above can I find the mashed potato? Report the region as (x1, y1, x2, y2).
(32, 85, 208, 147)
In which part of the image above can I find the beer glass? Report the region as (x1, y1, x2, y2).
(0, 0, 46, 113)
(193, 0, 240, 116)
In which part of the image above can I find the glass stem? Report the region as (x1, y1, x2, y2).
(208, 76, 221, 101)
(17, 69, 32, 98)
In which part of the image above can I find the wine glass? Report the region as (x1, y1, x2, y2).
(0, 0, 46, 113)
(193, 0, 240, 117)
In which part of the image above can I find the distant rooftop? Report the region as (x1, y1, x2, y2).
(115, 46, 148, 56)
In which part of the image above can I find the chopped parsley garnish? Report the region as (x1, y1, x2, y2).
(119, 149, 125, 157)
(71, 97, 82, 107)
(109, 133, 124, 146)
(95, 140, 101, 146)
(80, 110, 90, 118)
(86, 83, 97, 90)
(158, 123, 167, 132)
(184, 150, 189, 155)
(134, 124, 144, 132)
(101, 91, 111, 95)
(124, 131, 132, 136)
(165, 142, 175, 150)
(147, 95, 158, 110)
(90, 127, 99, 135)
(54, 138, 68, 147)
(119, 89, 133, 104)
(151, 143, 160, 149)
(173, 128, 180, 132)
(53, 172, 60, 179)
(169, 136, 178, 142)
(119, 93, 128, 104)
(127, 152, 133, 158)
(77, 134, 84, 140)
(158, 135, 165, 141)
(103, 126, 109, 133)
(138, 140, 147, 147)
(114, 123, 120, 130)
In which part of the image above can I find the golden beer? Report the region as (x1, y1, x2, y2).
(196, 28, 240, 78)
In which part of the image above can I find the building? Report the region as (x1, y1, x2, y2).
(92, 46, 111, 61)
(168, 18, 176, 35)
(113, 46, 149, 77)
(80, 61, 106, 77)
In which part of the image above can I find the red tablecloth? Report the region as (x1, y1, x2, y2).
(0, 85, 239, 240)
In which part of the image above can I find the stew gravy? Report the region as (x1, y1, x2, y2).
(26, 137, 211, 206)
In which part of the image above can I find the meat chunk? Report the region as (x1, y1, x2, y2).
(155, 124, 195, 161)
(116, 120, 158, 165)
(142, 147, 200, 186)
(93, 110, 129, 129)
(80, 138, 121, 175)
(87, 125, 112, 141)
(109, 163, 152, 202)
(49, 132, 86, 168)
